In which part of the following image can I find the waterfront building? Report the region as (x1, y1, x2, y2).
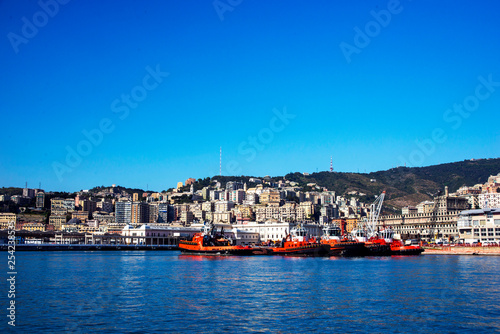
(121, 224, 200, 245)
(233, 221, 321, 242)
(231, 228, 260, 245)
(233, 221, 292, 242)
(457, 208, 500, 243)
(379, 188, 470, 241)
(105, 222, 127, 234)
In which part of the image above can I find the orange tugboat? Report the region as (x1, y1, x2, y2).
(379, 228, 424, 256)
(179, 224, 263, 255)
(320, 223, 366, 257)
(271, 226, 330, 257)
(351, 192, 423, 256)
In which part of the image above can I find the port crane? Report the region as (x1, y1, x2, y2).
(352, 191, 386, 242)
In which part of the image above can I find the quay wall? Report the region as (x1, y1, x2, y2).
(424, 246, 500, 255)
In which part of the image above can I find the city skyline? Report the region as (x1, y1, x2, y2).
(1, 0, 499, 192)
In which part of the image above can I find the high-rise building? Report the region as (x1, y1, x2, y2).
(82, 199, 97, 214)
(231, 189, 246, 204)
(36, 192, 45, 208)
(51, 198, 75, 213)
(148, 202, 159, 224)
(202, 187, 211, 200)
(23, 188, 36, 199)
(131, 202, 150, 225)
(133, 193, 139, 201)
(115, 201, 132, 225)
(96, 199, 114, 213)
(226, 181, 244, 192)
(158, 203, 169, 224)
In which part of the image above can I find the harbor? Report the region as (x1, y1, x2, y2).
(9, 251, 500, 333)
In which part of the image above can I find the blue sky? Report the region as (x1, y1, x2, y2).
(1, 0, 499, 192)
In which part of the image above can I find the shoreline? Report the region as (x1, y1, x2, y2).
(423, 246, 500, 256)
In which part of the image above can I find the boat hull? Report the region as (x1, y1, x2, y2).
(391, 246, 424, 256)
(271, 244, 331, 257)
(179, 247, 258, 256)
(364, 243, 392, 256)
(329, 241, 366, 257)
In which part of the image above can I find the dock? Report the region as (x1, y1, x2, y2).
(0, 244, 178, 251)
(423, 246, 500, 256)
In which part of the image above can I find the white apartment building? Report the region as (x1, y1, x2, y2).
(457, 208, 500, 243)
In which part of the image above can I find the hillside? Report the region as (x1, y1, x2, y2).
(212, 158, 500, 212)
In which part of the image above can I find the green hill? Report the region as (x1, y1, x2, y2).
(211, 158, 500, 212)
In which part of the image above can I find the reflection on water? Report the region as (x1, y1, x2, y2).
(6, 252, 500, 333)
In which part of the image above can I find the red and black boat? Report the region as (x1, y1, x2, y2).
(271, 226, 330, 257)
(179, 224, 264, 255)
(321, 223, 366, 257)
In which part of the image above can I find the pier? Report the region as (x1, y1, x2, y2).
(0, 230, 181, 251)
